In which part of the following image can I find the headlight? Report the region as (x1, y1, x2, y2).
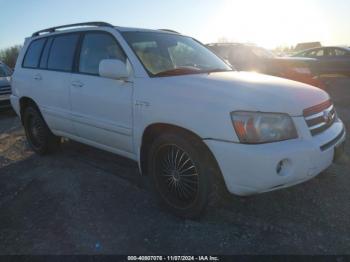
(231, 111, 298, 144)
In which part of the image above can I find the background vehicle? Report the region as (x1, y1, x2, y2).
(0, 62, 12, 109)
(292, 46, 350, 76)
(11, 22, 345, 218)
(294, 42, 322, 52)
(207, 43, 325, 88)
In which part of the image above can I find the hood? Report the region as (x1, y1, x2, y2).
(163, 71, 329, 116)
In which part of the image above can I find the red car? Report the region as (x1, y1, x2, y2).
(207, 43, 325, 88)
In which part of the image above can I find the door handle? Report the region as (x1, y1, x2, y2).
(34, 74, 42, 81)
(71, 81, 84, 88)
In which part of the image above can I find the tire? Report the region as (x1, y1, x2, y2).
(147, 132, 226, 219)
(23, 106, 60, 155)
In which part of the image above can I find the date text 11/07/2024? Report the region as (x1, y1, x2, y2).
(127, 256, 220, 261)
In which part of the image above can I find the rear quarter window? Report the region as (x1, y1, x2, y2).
(22, 38, 46, 68)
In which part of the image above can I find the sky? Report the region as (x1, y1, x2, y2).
(1, 0, 349, 50)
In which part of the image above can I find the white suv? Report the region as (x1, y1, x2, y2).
(11, 22, 346, 218)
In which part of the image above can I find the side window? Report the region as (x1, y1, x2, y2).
(39, 37, 53, 69)
(79, 33, 126, 75)
(334, 48, 347, 56)
(23, 38, 46, 68)
(48, 34, 79, 72)
(308, 49, 324, 57)
(327, 48, 336, 57)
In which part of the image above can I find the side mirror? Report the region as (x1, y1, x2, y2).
(99, 59, 129, 80)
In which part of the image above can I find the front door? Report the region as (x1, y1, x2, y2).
(70, 32, 133, 154)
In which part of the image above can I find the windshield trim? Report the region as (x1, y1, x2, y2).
(154, 68, 234, 78)
(121, 31, 232, 78)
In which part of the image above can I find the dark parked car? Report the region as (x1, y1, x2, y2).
(0, 62, 12, 109)
(207, 43, 324, 88)
(292, 47, 350, 76)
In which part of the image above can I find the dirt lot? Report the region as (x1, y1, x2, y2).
(0, 78, 349, 255)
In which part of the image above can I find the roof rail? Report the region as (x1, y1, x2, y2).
(32, 22, 114, 37)
(158, 29, 180, 34)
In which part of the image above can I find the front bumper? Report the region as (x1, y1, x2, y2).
(204, 119, 346, 196)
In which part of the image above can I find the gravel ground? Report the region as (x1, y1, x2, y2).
(0, 78, 349, 255)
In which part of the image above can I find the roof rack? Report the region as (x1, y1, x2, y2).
(158, 29, 180, 34)
(32, 22, 114, 37)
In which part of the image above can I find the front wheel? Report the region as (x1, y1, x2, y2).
(148, 132, 223, 218)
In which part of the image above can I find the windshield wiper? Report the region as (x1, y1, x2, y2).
(154, 67, 201, 77)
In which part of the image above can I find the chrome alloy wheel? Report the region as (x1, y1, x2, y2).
(154, 144, 199, 209)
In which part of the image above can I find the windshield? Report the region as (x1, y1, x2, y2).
(122, 32, 232, 76)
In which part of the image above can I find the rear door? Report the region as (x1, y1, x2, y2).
(70, 31, 133, 154)
(37, 33, 80, 134)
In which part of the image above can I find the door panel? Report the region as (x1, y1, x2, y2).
(37, 33, 80, 134)
(39, 70, 74, 134)
(70, 74, 133, 153)
(70, 32, 133, 153)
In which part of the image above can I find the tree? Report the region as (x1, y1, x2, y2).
(0, 45, 22, 69)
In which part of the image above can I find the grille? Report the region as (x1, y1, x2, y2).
(0, 85, 11, 96)
(303, 100, 336, 136)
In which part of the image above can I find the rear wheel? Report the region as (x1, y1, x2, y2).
(148, 132, 224, 218)
(23, 106, 60, 155)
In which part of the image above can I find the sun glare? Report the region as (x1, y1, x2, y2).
(202, 0, 331, 48)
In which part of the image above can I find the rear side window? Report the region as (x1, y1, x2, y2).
(23, 38, 46, 68)
(48, 34, 79, 72)
(79, 33, 126, 75)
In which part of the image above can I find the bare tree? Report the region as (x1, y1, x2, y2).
(0, 45, 22, 69)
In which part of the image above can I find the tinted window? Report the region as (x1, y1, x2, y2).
(48, 34, 79, 72)
(79, 33, 126, 75)
(40, 37, 53, 69)
(308, 49, 324, 57)
(23, 38, 46, 68)
(334, 48, 348, 56)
